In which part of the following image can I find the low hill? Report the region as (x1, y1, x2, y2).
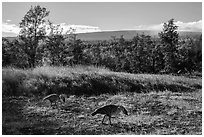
(77, 30, 159, 41)
(77, 30, 201, 41)
(2, 66, 202, 135)
(4, 30, 202, 42)
(2, 66, 201, 96)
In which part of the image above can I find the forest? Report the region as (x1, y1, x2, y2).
(2, 5, 202, 75)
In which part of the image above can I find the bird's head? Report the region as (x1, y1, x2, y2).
(119, 106, 128, 115)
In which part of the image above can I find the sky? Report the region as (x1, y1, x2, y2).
(2, 2, 202, 37)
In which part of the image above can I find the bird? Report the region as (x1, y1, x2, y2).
(43, 93, 65, 107)
(59, 94, 67, 102)
(92, 104, 128, 125)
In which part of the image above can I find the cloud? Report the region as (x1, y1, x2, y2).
(59, 23, 101, 34)
(135, 20, 202, 32)
(2, 22, 21, 36)
(2, 22, 101, 37)
(46, 23, 101, 35)
(134, 24, 163, 31)
(176, 20, 202, 32)
(6, 19, 12, 22)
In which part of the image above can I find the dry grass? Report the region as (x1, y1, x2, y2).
(2, 66, 201, 96)
(2, 89, 202, 135)
(2, 66, 202, 134)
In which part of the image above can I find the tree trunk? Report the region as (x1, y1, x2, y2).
(28, 53, 36, 68)
(152, 58, 155, 73)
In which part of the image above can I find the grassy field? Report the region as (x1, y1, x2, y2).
(2, 66, 202, 135)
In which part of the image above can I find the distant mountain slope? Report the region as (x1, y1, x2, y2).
(77, 30, 160, 41)
(3, 37, 16, 41)
(4, 30, 202, 41)
(77, 30, 202, 41)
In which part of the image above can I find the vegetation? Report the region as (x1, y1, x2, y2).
(159, 19, 179, 73)
(2, 66, 202, 134)
(19, 5, 50, 68)
(2, 66, 201, 97)
(2, 5, 202, 74)
(2, 5, 202, 135)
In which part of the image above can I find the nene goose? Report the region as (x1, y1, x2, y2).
(92, 104, 128, 125)
(59, 94, 67, 102)
(43, 94, 66, 107)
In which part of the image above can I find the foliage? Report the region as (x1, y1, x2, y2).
(19, 5, 50, 68)
(2, 38, 29, 68)
(159, 19, 179, 73)
(2, 11, 202, 74)
(41, 21, 67, 66)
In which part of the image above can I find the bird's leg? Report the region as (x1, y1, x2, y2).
(50, 102, 52, 108)
(55, 101, 57, 107)
(109, 116, 112, 125)
(102, 115, 106, 124)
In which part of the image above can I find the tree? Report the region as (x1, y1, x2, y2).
(43, 21, 66, 66)
(2, 38, 29, 68)
(159, 19, 179, 73)
(70, 39, 84, 65)
(19, 5, 50, 68)
(2, 38, 11, 66)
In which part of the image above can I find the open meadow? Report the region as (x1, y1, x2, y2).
(2, 2, 202, 135)
(2, 66, 202, 135)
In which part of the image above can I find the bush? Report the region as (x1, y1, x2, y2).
(2, 68, 28, 96)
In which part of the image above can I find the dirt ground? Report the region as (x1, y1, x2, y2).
(2, 89, 202, 135)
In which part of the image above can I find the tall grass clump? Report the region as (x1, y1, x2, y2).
(2, 65, 202, 97)
(2, 68, 29, 96)
(32, 65, 111, 77)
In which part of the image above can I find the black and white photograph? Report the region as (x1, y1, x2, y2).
(2, 1, 202, 135)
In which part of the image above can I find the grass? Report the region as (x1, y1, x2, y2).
(2, 90, 202, 135)
(2, 66, 202, 134)
(2, 66, 201, 96)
